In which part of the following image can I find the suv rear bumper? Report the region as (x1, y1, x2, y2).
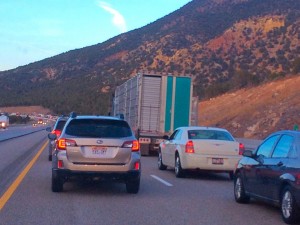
(53, 168, 140, 182)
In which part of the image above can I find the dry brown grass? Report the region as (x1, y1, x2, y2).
(199, 75, 300, 139)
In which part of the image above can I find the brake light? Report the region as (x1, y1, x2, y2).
(51, 129, 61, 137)
(57, 138, 77, 150)
(296, 174, 300, 185)
(134, 161, 140, 170)
(122, 140, 140, 152)
(185, 140, 195, 153)
(239, 143, 245, 155)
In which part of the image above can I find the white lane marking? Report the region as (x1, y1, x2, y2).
(151, 175, 173, 187)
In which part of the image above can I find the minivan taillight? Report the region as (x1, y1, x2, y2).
(122, 140, 140, 152)
(57, 138, 77, 150)
(185, 140, 195, 153)
(239, 143, 245, 155)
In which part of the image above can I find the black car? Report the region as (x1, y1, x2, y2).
(47, 115, 68, 161)
(234, 130, 300, 224)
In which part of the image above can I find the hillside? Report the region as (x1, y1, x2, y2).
(0, 0, 299, 114)
(199, 75, 300, 139)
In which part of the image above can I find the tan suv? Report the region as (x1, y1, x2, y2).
(48, 113, 141, 193)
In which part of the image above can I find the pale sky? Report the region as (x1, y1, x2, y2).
(0, 0, 192, 71)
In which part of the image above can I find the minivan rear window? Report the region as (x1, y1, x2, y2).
(65, 119, 132, 138)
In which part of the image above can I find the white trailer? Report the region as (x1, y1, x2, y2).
(113, 72, 197, 155)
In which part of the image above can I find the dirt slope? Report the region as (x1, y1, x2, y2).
(198, 75, 300, 139)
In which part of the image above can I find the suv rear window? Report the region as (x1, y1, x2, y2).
(65, 119, 132, 138)
(188, 130, 234, 141)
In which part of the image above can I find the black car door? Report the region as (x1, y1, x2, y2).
(245, 135, 279, 196)
(262, 134, 294, 202)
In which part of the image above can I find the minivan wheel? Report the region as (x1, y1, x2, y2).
(52, 172, 63, 192)
(175, 155, 185, 178)
(158, 152, 167, 170)
(234, 175, 250, 203)
(126, 178, 140, 194)
(281, 186, 300, 224)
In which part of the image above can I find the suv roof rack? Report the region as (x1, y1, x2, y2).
(69, 112, 77, 118)
(115, 114, 124, 120)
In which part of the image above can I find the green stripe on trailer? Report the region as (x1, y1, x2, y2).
(174, 77, 191, 129)
(164, 76, 173, 132)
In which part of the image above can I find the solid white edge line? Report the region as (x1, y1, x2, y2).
(150, 175, 173, 187)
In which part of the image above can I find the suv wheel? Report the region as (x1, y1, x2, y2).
(52, 171, 63, 192)
(281, 186, 300, 224)
(48, 155, 52, 161)
(126, 178, 140, 194)
(175, 155, 185, 178)
(158, 151, 167, 170)
(234, 174, 250, 203)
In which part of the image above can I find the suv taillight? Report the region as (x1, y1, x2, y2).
(185, 140, 195, 153)
(57, 138, 77, 150)
(239, 143, 245, 155)
(122, 140, 140, 152)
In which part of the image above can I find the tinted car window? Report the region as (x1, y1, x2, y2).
(56, 120, 67, 130)
(188, 130, 234, 141)
(65, 119, 132, 138)
(272, 135, 294, 158)
(174, 130, 182, 140)
(170, 130, 179, 140)
(256, 135, 279, 157)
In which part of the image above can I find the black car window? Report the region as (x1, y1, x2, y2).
(272, 135, 294, 158)
(256, 135, 279, 158)
(65, 119, 132, 138)
(188, 130, 234, 141)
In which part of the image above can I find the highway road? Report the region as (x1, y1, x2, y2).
(0, 128, 284, 225)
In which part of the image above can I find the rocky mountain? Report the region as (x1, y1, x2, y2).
(0, 0, 299, 115)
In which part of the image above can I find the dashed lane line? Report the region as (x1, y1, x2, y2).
(150, 175, 173, 186)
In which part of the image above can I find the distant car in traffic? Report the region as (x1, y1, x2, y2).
(48, 113, 141, 193)
(47, 115, 69, 161)
(158, 126, 245, 179)
(234, 130, 300, 224)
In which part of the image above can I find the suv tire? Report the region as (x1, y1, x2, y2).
(126, 178, 140, 194)
(52, 171, 63, 192)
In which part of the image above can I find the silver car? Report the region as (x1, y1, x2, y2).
(48, 113, 141, 193)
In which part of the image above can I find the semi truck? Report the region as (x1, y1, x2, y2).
(113, 72, 198, 155)
(0, 114, 9, 129)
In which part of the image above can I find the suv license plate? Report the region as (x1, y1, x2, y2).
(212, 158, 223, 164)
(91, 147, 107, 156)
